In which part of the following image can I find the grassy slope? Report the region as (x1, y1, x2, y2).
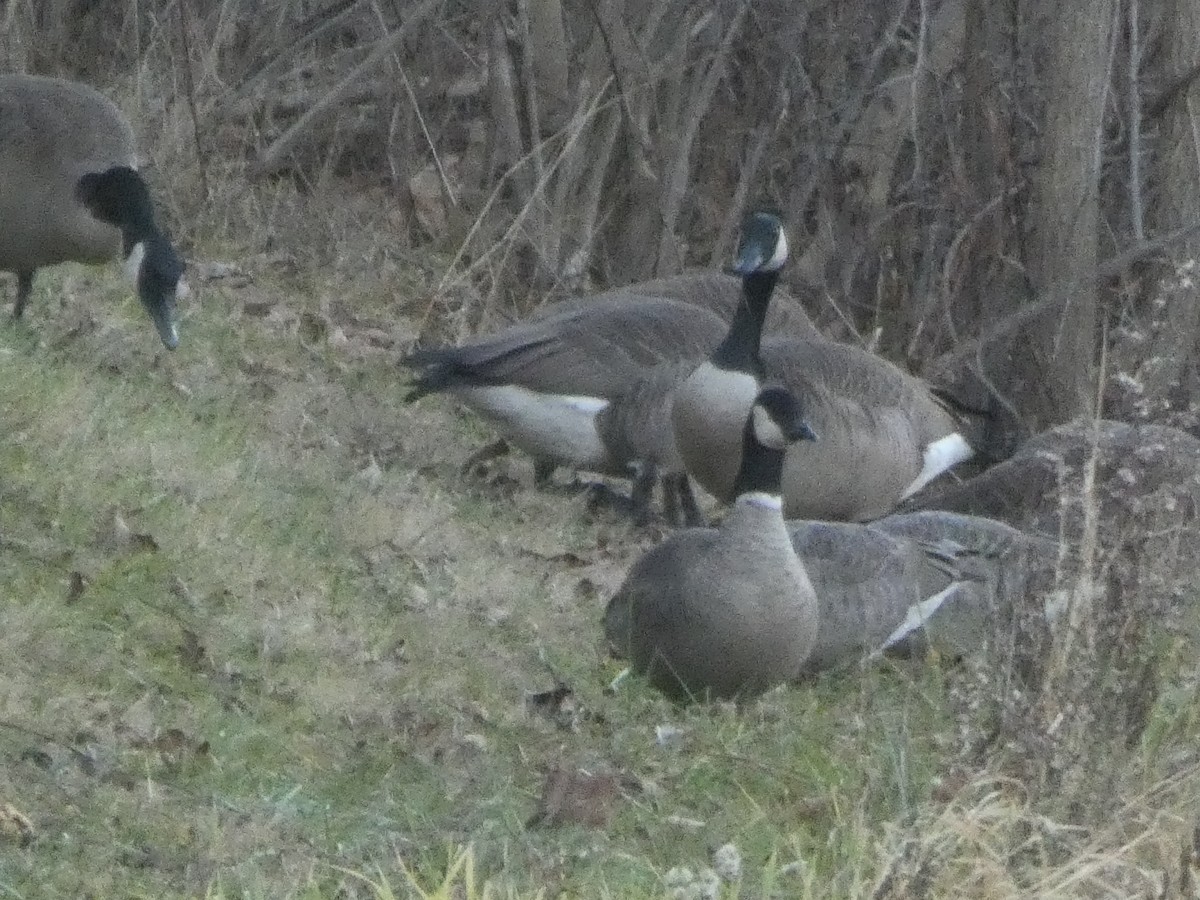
(1, 261, 1198, 898)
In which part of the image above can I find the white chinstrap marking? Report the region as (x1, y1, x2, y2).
(737, 491, 783, 511)
(122, 241, 145, 287)
(765, 227, 789, 270)
(751, 404, 788, 450)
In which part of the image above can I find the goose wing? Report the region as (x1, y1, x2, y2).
(404, 297, 727, 400)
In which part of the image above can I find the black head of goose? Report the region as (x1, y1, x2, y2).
(603, 385, 819, 701)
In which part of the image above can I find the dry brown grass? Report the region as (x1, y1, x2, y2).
(4, 4, 1200, 897)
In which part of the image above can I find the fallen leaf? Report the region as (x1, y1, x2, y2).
(178, 629, 208, 673)
(525, 684, 574, 723)
(65, 571, 87, 604)
(19, 748, 53, 770)
(129, 532, 159, 553)
(527, 765, 621, 829)
(0, 804, 35, 847)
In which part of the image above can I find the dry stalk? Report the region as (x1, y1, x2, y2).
(250, 0, 442, 179)
(654, 0, 751, 274)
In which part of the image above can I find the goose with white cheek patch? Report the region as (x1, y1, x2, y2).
(0, 74, 187, 349)
(671, 211, 976, 522)
(603, 385, 820, 701)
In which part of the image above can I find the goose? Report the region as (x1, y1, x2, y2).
(671, 211, 975, 521)
(602, 385, 821, 700)
(604, 500, 1057, 697)
(788, 510, 1058, 673)
(0, 73, 187, 349)
(402, 271, 820, 524)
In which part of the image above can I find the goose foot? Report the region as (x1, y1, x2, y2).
(459, 438, 512, 477)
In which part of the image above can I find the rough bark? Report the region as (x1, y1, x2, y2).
(1023, 0, 1116, 427)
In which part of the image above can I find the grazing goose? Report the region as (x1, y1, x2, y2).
(671, 211, 974, 521)
(602, 386, 820, 700)
(402, 271, 820, 524)
(0, 73, 186, 349)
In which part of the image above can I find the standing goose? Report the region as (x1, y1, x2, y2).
(671, 211, 974, 521)
(0, 74, 187, 349)
(401, 271, 820, 524)
(602, 386, 820, 700)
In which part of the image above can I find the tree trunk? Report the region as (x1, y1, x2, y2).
(1139, 0, 1200, 400)
(1024, 0, 1116, 427)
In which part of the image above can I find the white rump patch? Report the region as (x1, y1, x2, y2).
(737, 491, 783, 511)
(123, 241, 146, 287)
(751, 404, 787, 450)
(900, 433, 974, 500)
(874, 583, 965, 655)
(459, 385, 610, 468)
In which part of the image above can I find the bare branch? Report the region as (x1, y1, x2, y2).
(249, 0, 442, 179)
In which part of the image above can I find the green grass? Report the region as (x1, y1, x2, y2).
(2, 261, 1200, 898)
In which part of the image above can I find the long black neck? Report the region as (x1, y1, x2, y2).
(710, 269, 778, 377)
(731, 419, 786, 496)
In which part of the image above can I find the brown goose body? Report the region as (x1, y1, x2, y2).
(676, 338, 965, 521)
(603, 388, 820, 700)
(403, 271, 823, 522)
(790, 510, 1056, 672)
(0, 74, 186, 348)
(0, 74, 134, 275)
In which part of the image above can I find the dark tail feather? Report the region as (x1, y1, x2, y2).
(931, 386, 1024, 465)
(400, 347, 472, 401)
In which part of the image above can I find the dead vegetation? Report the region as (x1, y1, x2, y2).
(3, 0, 1200, 897)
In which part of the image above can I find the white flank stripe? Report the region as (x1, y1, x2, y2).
(900, 433, 974, 500)
(873, 583, 965, 656)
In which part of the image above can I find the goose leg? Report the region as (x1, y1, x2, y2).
(459, 438, 512, 477)
(533, 457, 557, 486)
(674, 474, 706, 527)
(12, 271, 34, 319)
(629, 462, 658, 526)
